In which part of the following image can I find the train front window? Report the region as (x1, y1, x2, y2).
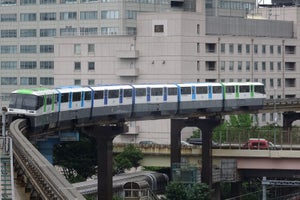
(255, 85, 266, 94)
(9, 94, 43, 110)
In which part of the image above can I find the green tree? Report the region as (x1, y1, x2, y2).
(165, 182, 188, 200)
(113, 144, 143, 174)
(165, 182, 211, 200)
(53, 134, 97, 183)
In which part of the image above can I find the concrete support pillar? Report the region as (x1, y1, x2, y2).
(282, 112, 300, 143)
(170, 117, 221, 188)
(82, 124, 125, 200)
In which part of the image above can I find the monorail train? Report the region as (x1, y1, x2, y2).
(7, 82, 266, 130)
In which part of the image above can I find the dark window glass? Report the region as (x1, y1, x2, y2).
(226, 86, 235, 93)
(61, 93, 69, 103)
(181, 87, 191, 95)
(196, 86, 208, 94)
(240, 86, 250, 93)
(94, 91, 103, 99)
(213, 86, 222, 93)
(151, 88, 163, 96)
(168, 88, 177, 95)
(85, 91, 91, 100)
(73, 92, 81, 101)
(136, 88, 146, 96)
(124, 89, 132, 97)
(108, 90, 119, 98)
(255, 85, 265, 94)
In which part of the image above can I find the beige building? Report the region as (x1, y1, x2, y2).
(0, 0, 299, 143)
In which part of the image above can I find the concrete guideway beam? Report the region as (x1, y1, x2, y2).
(82, 123, 126, 200)
(170, 117, 222, 187)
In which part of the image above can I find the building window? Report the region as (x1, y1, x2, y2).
(1, 30, 17, 38)
(79, 27, 98, 36)
(270, 45, 274, 54)
(229, 44, 234, 53)
(254, 44, 258, 54)
(80, 11, 97, 20)
(238, 44, 242, 53)
(20, 13, 36, 21)
(220, 61, 225, 71)
(40, 13, 56, 21)
(270, 78, 274, 88)
(277, 62, 281, 71)
(262, 62, 266, 71)
(60, 0, 76, 3)
(74, 62, 81, 70)
(126, 27, 136, 35)
(197, 43, 200, 53)
(74, 79, 81, 85)
(1, 61, 17, 70)
(20, 0, 36, 5)
(40, 29, 56, 37)
(40, 61, 54, 69)
(74, 44, 81, 54)
(40, 0, 56, 4)
(20, 77, 37, 85)
(246, 61, 250, 71)
(101, 10, 119, 19)
(20, 29, 36, 37)
(88, 62, 95, 70)
(246, 44, 250, 54)
(101, 27, 118, 35)
(1, 45, 17, 54)
(60, 27, 77, 36)
(40, 77, 54, 85)
(20, 61, 37, 69)
(270, 62, 274, 71)
(154, 25, 164, 33)
(220, 43, 225, 53)
(1, 77, 17, 85)
(238, 61, 242, 71)
(1, 14, 17, 22)
(277, 79, 281, 88)
(277, 45, 281, 54)
(262, 45, 266, 54)
(254, 62, 258, 71)
(88, 79, 95, 85)
(40, 45, 54, 53)
(197, 60, 200, 71)
(229, 61, 234, 71)
(262, 79, 266, 87)
(197, 24, 200, 34)
(88, 44, 95, 53)
(60, 12, 77, 20)
(126, 10, 137, 19)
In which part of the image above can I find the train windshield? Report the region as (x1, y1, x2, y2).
(9, 93, 43, 110)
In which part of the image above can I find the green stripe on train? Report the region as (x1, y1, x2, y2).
(16, 88, 50, 94)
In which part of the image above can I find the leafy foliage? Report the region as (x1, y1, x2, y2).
(113, 144, 143, 174)
(53, 134, 97, 183)
(165, 182, 211, 200)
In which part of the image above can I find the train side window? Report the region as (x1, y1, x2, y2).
(168, 88, 177, 95)
(213, 86, 222, 93)
(124, 89, 132, 97)
(181, 87, 191, 95)
(151, 88, 163, 96)
(61, 93, 69, 103)
(136, 88, 146, 96)
(85, 91, 91, 100)
(37, 96, 44, 109)
(226, 86, 234, 93)
(108, 90, 119, 98)
(196, 86, 208, 94)
(94, 91, 103, 99)
(240, 86, 250, 93)
(73, 92, 81, 101)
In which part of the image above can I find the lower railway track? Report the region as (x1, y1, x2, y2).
(9, 119, 85, 200)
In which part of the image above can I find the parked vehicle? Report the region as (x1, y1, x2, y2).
(242, 138, 276, 150)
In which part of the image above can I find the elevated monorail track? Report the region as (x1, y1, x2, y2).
(9, 119, 85, 200)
